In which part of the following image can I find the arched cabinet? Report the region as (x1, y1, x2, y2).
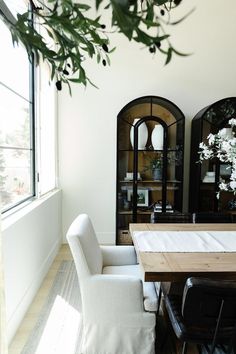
(189, 97, 236, 213)
(116, 96, 185, 245)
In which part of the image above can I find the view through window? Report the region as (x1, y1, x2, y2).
(0, 3, 35, 211)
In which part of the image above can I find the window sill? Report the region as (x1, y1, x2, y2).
(1, 189, 61, 232)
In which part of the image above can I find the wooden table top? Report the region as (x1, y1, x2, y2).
(129, 223, 236, 282)
(130, 223, 236, 233)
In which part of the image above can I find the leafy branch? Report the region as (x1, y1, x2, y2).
(0, 0, 188, 92)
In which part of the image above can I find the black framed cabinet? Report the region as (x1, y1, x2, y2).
(189, 97, 236, 214)
(116, 96, 185, 245)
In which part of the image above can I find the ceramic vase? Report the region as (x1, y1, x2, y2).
(153, 168, 162, 181)
(151, 124, 164, 150)
(130, 118, 148, 150)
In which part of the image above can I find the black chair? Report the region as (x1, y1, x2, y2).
(164, 277, 236, 354)
(151, 212, 192, 223)
(192, 212, 232, 223)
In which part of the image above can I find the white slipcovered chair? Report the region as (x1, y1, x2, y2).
(66, 214, 158, 354)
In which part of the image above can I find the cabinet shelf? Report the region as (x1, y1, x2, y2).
(118, 148, 181, 152)
(118, 210, 152, 215)
(119, 180, 181, 184)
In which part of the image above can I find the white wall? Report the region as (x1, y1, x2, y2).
(2, 190, 61, 343)
(58, 0, 236, 244)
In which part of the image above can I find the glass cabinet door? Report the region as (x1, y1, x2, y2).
(189, 97, 236, 214)
(116, 96, 185, 245)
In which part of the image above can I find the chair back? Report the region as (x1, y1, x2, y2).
(151, 212, 192, 223)
(192, 212, 232, 223)
(182, 277, 236, 329)
(66, 214, 103, 279)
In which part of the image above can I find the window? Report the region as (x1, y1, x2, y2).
(0, 5, 35, 212)
(0, 1, 57, 213)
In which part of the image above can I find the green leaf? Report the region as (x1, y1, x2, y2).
(97, 52, 101, 63)
(172, 47, 191, 57)
(165, 47, 172, 65)
(153, 0, 170, 4)
(105, 53, 111, 65)
(74, 3, 91, 11)
(134, 28, 153, 45)
(4, 0, 189, 93)
(170, 8, 195, 25)
(111, 0, 138, 39)
(142, 19, 160, 27)
(145, 5, 154, 25)
(96, 0, 104, 10)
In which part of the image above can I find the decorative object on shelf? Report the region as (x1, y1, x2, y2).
(144, 153, 162, 180)
(124, 172, 141, 181)
(202, 171, 215, 183)
(220, 164, 232, 177)
(151, 124, 164, 150)
(117, 192, 124, 209)
(154, 200, 173, 212)
(199, 118, 236, 197)
(127, 188, 149, 207)
(123, 200, 131, 210)
(153, 167, 162, 181)
(228, 199, 236, 211)
(130, 118, 148, 150)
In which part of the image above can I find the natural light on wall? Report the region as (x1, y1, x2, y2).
(37, 61, 57, 197)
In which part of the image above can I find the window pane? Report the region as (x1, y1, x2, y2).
(38, 62, 56, 195)
(0, 19, 29, 99)
(0, 148, 33, 209)
(0, 80, 33, 211)
(0, 84, 31, 149)
(5, 0, 27, 16)
(0, 1, 35, 213)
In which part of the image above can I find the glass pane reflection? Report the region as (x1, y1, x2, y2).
(0, 148, 32, 209)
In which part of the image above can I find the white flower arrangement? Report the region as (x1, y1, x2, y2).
(199, 118, 236, 198)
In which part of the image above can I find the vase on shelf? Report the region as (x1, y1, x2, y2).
(153, 167, 162, 180)
(151, 124, 164, 150)
(130, 118, 148, 150)
(228, 199, 236, 211)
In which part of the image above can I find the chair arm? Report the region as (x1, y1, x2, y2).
(82, 274, 146, 318)
(100, 245, 137, 266)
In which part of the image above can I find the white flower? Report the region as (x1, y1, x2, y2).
(207, 133, 215, 145)
(231, 169, 236, 180)
(199, 142, 206, 149)
(218, 128, 227, 138)
(230, 181, 236, 190)
(229, 118, 236, 126)
(230, 138, 236, 146)
(221, 141, 231, 153)
(199, 121, 236, 195)
(219, 182, 228, 191)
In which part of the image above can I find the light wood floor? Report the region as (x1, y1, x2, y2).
(9, 244, 198, 354)
(9, 245, 73, 354)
